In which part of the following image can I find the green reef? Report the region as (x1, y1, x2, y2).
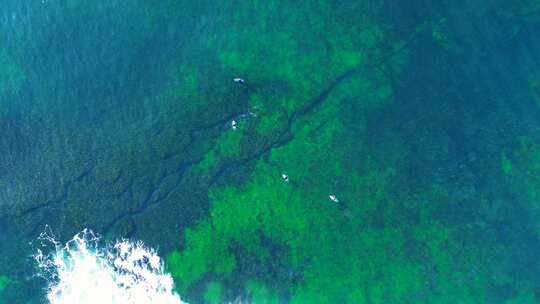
(0, 275, 11, 293)
(166, 2, 415, 301)
(162, 2, 540, 303)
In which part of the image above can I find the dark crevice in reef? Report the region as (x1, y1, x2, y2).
(102, 161, 190, 234)
(16, 108, 246, 236)
(208, 27, 421, 188)
(102, 111, 247, 235)
(162, 111, 246, 161)
(17, 168, 92, 219)
(20, 168, 93, 238)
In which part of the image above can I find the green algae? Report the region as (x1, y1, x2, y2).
(203, 281, 223, 304)
(182, 0, 408, 181)
(195, 151, 219, 175)
(245, 280, 279, 304)
(162, 2, 430, 301)
(206, 0, 388, 136)
(501, 153, 513, 175)
(166, 79, 403, 300)
(167, 221, 236, 293)
(169, 139, 507, 302)
(431, 18, 450, 49)
(163, 49, 496, 301)
(0, 275, 11, 296)
(196, 125, 244, 170)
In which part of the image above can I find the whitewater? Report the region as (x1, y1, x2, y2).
(34, 229, 187, 304)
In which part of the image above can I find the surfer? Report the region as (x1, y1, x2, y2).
(233, 77, 245, 84)
(282, 174, 289, 183)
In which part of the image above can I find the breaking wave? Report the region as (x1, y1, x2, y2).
(34, 229, 186, 304)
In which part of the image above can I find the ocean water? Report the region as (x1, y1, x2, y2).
(1, 1, 540, 303)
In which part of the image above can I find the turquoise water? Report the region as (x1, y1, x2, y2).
(1, 1, 540, 303)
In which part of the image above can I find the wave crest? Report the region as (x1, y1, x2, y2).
(35, 229, 186, 304)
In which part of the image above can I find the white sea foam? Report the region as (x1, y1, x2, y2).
(34, 229, 186, 304)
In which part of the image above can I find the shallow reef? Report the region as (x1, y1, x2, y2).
(1, 0, 540, 303)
